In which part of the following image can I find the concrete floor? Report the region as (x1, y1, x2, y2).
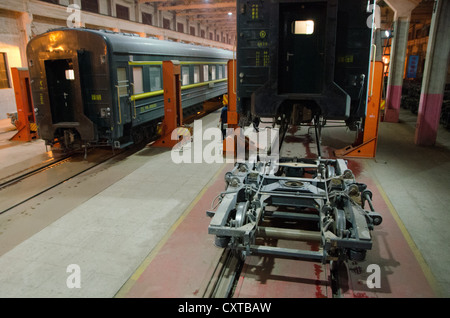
(0, 111, 225, 297)
(0, 107, 449, 297)
(365, 110, 450, 297)
(321, 108, 450, 297)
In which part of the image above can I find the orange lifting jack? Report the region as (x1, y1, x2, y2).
(335, 61, 384, 158)
(152, 60, 190, 148)
(223, 60, 239, 156)
(10, 68, 38, 142)
(222, 60, 256, 157)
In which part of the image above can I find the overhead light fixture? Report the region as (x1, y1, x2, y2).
(228, 12, 233, 16)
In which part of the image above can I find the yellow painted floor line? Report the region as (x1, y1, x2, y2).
(114, 162, 228, 298)
(363, 161, 443, 297)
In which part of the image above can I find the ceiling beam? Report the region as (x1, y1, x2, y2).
(139, 0, 171, 3)
(176, 9, 235, 17)
(201, 19, 235, 24)
(191, 16, 235, 21)
(158, 2, 236, 11)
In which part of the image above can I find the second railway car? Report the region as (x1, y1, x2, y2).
(236, 0, 375, 130)
(26, 28, 233, 150)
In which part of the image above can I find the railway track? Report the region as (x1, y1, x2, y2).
(0, 100, 223, 216)
(203, 247, 344, 298)
(0, 155, 72, 190)
(203, 249, 244, 298)
(0, 148, 125, 215)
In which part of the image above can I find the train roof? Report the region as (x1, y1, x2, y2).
(35, 28, 234, 60)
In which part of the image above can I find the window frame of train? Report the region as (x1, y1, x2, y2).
(193, 65, 200, 84)
(0, 53, 11, 89)
(116, 66, 130, 125)
(181, 66, 190, 86)
(292, 20, 315, 35)
(202, 65, 209, 82)
(129, 61, 229, 100)
(210, 65, 216, 80)
(132, 66, 144, 95)
(129, 63, 163, 94)
(148, 65, 162, 92)
(116, 67, 129, 97)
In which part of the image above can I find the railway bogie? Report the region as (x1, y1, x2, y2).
(207, 159, 382, 263)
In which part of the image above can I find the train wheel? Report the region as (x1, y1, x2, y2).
(132, 126, 145, 145)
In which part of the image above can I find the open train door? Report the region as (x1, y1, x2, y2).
(42, 51, 95, 147)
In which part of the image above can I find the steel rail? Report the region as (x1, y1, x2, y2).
(0, 149, 127, 215)
(0, 155, 72, 190)
(202, 248, 244, 298)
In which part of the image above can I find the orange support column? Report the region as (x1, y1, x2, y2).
(226, 60, 238, 130)
(10, 67, 38, 142)
(152, 60, 185, 148)
(335, 61, 384, 158)
(222, 59, 258, 158)
(223, 60, 239, 156)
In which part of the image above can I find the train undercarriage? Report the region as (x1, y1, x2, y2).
(207, 121, 382, 265)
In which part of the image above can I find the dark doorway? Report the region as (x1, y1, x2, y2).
(44, 59, 76, 123)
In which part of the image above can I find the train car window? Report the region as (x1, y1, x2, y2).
(211, 65, 216, 80)
(181, 66, 190, 85)
(65, 69, 75, 81)
(133, 67, 144, 94)
(149, 66, 162, 91)
(224, 64, 227, 79)
(218, 65, 223, 79)
(203, 65, 209, 82)
(292, 20, 315, 35)
(117, 68, 128, 96)
(193, 66, 200, 83)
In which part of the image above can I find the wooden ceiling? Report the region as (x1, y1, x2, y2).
(139, 0, 237, 33)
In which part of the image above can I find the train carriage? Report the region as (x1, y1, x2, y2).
(236, 0, 374, 130)
(26, 28, 233, 150)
